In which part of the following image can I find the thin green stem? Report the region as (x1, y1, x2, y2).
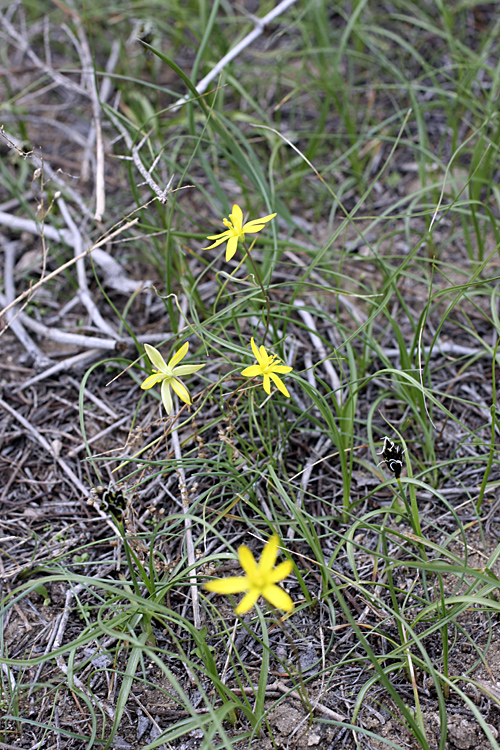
(243, 242, 271, 338)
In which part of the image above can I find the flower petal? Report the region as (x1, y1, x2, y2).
(238, 545, 258, 576)
(173, 364, 205, 376)
(171, 378, 191, 405)
(168, 342, 189, 368)
(229, 204, 243, 230)
(204, 235, 230, 250)
(206, 230, 232, 240)
(259, 345, 269, 364)
(235, 588, 260, 615)
(205, 576, 249, 595)
(241, 365, 263, 377)
(270, 365, 293, 374)
(225, 235, 239, 261)
(262, 584, 294, 612)
(258, 534, 279, 573)
(268, 559, 293, 583)
(140, 372, 165, 390)
(270, 373, 290, 398)
(250, 337, 261, 364)
(240, 223, 265, 234)
(242, 213, 276, 231)
(262, 374, 271, 395)
(144, 344, 168, 373)
(161, 380, 173, 414)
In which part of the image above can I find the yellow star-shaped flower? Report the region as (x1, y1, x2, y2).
(204, 203, 276, 261)
(241, 337, 293, 398)
(205, 534, 294, 615)
(140, 343, 204, 415)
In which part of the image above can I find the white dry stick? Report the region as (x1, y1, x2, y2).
(293, 300, 342, 403)
(172, 0, 298, 111)
(100, 40, 121, 104)
(220, 619, 239, 685)
(273, 680, 346, 722)
(129, 692, 167, 740)
(0, 289, 118, 350)
(0, 210, 71, 243)
(1, 663, 16, 695)
(68, 414, 130, 457)
(303, 350, 316, 389)
(70, 12, 107, 221)
(0, 208, 150, 294)
(2, 242, 52, 368)
(16, 349, 110, 391)
(0, 217, 139, 322)
(56, 196, 118, 338)
(78, 38, 120, 192)
(66, 374, 119, 418)
(133, 142, 174, 203)
(0, 11, 86, 98)
(170, 416, 200, 629)
(0, 397, 87, 495)
(1, 128, 94, 221)
(91, 248, 152, 294)
(107, 109, 173, 203)
(381, 342, 484, 358)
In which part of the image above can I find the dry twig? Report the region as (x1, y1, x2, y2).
(172, 0, 298, 111)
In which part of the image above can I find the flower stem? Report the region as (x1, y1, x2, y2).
(243, 242, 271, 338)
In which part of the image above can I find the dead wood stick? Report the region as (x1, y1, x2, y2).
(2, 242, 52, 367)
(273, 680, 347, 722)
(70, 10, 106, 221)
(1, 128, 94, 221)
(0, 397, 87, 496)
(106, 109, 173, 203)
(0, 11, 86, 97)
(0, 291, 118, 350)
(68, 414, 130, 457)
(171, 0, 298, 111)
(0, 218, 138, 322)
(56, 196, 118, 337)
(0, 210, 149, 293)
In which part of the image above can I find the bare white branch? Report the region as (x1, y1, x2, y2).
(0, 217, 139, 322)
(172, 0, 298, 111)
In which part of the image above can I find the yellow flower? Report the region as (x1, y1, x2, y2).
(140, 343, 204, 415)
(205, 534, 294, 615)
(241, 337, 293, 398)
(204, 203, 276, 261)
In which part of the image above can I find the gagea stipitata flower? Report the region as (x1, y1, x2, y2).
(204, 204, 276, 261)
(205, 534, 294, 615)
(140, 343, 204, 414)
(241, 337, 293, 398)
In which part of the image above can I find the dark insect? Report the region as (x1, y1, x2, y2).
(378, 437, 405, 478)
(89, 485, 128, 521)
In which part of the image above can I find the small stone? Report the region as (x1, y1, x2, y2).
(137, 714, 150, 741)
(447, 718, 477, 749)
(307, 730, 322, 745)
